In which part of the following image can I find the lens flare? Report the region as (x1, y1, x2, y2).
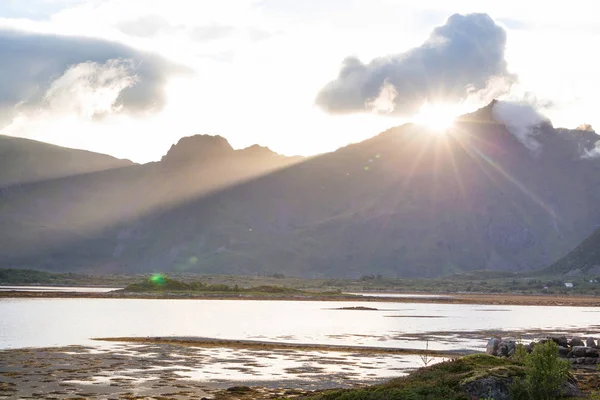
(150, 273, 166, 285)
(413, 102, 457, 133)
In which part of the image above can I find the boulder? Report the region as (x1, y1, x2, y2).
(549, 336, 568, 348)
(572, 346, 588, 358)
(586, 337, 597, 348)
(486, 338, 502, 355)
(569, 337, 585, 347)
(506, 340, 516, 353)
(585, 347, 599, 358)
(563, 376, 585, 398)
(496, 342, 509, 357)
(461, 376, 512, 400)
(558, 346, 571, 358)
(526, 342, 535, 353)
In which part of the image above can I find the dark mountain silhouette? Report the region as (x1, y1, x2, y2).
(0, 135, 132, 187)
(542, 227, 600, 277)
(2, 101, 600, 278)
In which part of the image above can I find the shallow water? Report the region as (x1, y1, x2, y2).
(1, 298, 599, 350)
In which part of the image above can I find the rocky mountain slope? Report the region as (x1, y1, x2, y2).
(2, 101, 600, 277)
(543, 227, 600, 277)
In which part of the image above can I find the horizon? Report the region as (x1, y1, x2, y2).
(0, 1, 598, 163)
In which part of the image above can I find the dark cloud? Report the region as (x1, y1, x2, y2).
(0, 29, 187, 125)
(315, 13, 516, 116)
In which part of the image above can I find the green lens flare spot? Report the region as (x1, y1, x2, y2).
(150, 274, 166, 285)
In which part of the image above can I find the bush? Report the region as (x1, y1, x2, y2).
(524, 340, 570, 400)
(512, 343, 528, 364)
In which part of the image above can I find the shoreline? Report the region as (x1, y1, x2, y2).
(2, 290, 600, 307)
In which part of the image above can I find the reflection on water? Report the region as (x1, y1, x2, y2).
(0, 286, 121, 293)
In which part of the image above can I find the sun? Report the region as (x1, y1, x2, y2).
(413, 102, 458, 133)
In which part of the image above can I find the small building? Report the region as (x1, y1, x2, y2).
(564, 282, 574, 288)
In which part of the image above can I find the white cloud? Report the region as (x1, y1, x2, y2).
(43, 59, 138, 118)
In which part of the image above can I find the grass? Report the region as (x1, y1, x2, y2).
(302, 354, 524, 400)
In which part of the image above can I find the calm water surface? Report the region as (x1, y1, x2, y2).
(1, 298, 599, 350)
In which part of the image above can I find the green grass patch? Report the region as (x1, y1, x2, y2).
(303, 354, 523, 400)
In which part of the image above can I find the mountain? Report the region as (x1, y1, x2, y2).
(2, 101, 600, 278)
(0, 135, 133, 187)
(542, 228, 600, 277)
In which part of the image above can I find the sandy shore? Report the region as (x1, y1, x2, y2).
(2, 290, 600, 307)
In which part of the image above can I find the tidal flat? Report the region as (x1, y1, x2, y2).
(0, 341, 442, 400)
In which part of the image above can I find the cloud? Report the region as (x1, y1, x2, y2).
(190, 24, 236, 42)
(117, 15, 182, 38)
(492, 101, 550, 154)
(315, 13, 516, 116)
(43, 59, 139, 119)
(0, 28, 187, 128)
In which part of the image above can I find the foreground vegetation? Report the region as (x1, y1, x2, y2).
(300, 342, 592, 400)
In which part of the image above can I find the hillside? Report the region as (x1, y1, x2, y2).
(542, 227, 600, 277)
(2, 101, 600, 278)
(0, 135, 133, 187)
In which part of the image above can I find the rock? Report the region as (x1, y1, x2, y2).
(584, 357, 597, 365)
(586, 337, 597, 348)
(526, 342, 535, 353)
(558, 346, 571, 358)
(486, 338, 502, 355)
(496, 342, 509, 357)
(569, 337, 584, 347)
(585, 347, 599, 358)
(461, 376, 512, 400)
(549, 336, 568, 348)
(572, 346, 588, 358)
(576, 357, 586, 364)
(563, 376, 585, 398)
(567, 351, 573, 358)
(506, 340, 516, 353)
(508, 348, 515, 357)
(227, 386, 253, 393)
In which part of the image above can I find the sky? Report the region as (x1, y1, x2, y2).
(0, 0, 598, 163)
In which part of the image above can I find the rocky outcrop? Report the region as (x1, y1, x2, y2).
(461, 375, 584, 399)
(487, 336, 600, 368)
(462, 376, 512, 400)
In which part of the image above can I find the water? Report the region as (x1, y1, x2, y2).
(1, 298, 599, 388)
(0, 286, 121, 293)
(1, 298, 599, 350)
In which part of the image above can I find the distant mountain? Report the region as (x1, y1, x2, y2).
(0, 135, 132, 187)
(2, 102, 600, 278)
(542, 228, 600, 277)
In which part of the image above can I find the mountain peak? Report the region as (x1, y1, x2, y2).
(239, 144, 279, 157)
(161, 134, 234, 164)
(456, 100, 498, 123)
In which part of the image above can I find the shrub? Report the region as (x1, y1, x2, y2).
(512, 343, 528, 364)
(524, 340, 570, 400)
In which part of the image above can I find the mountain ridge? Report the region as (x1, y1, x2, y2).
(3, 101, 600, 278)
